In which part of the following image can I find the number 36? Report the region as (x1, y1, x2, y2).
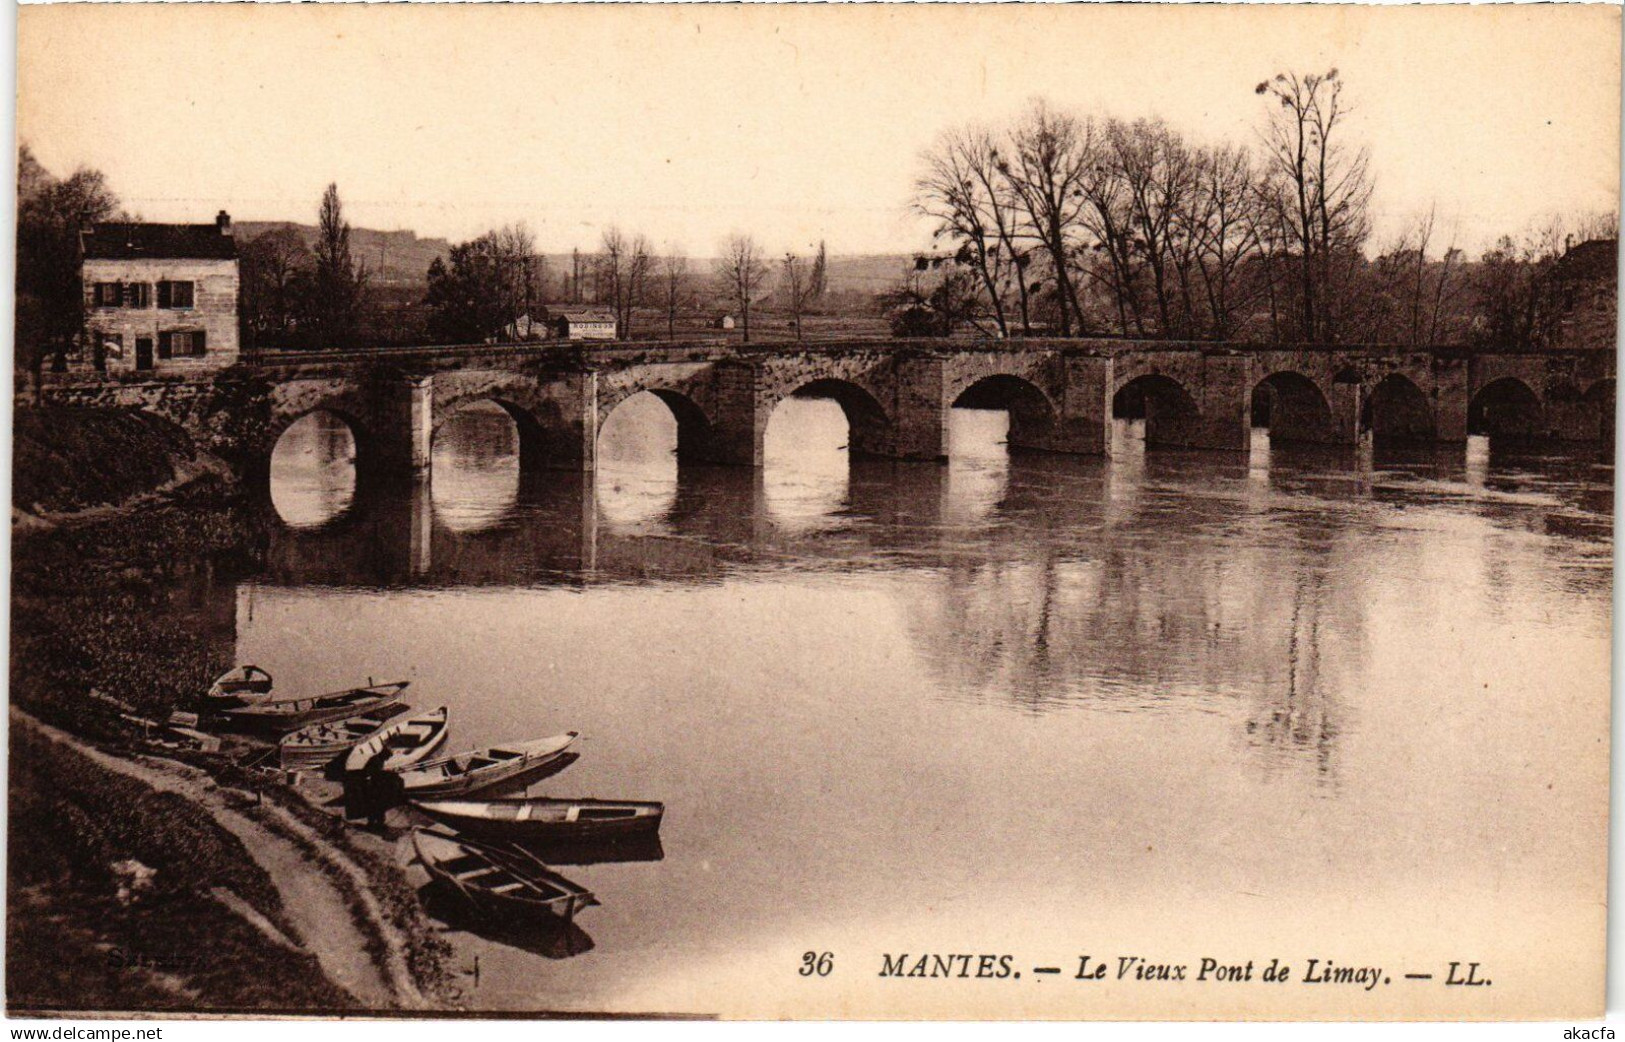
(800, 951, 834, 977)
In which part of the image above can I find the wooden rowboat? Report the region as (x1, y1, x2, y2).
(394, 732, 579, 797)
(205, 665, 274, 705)
(217, 681, 408, 735)
(414, 797, 663, 841)
(412, 829, 598, 921)
(343, 706, 450, 773)
(279, 701, 412, 771)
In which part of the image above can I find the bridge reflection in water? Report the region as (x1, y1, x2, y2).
(237, 397, 1611, 1010)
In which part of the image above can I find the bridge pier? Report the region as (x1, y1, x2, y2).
(1433, 357, 1469, 442)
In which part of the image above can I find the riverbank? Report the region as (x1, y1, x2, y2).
(13, 407, 229, 527)
(9, 419, 456, 1013)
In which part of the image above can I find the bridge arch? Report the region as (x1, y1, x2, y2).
(1113, 373, 1200, 448)
(265, 408, 363, 528)
(598, 387, 718, 463)
(951, 374, 1058, 453)
(1363, 374, 1435, 444)
(1468, 377, 1544, 441)
(1251, 371, 1336, 445)
(769, 377, 893, 459)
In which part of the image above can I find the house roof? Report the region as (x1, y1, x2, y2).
(549, 308, 616, 323)
(1554, 238, 1617, 282)
(83, 222, 238, 261)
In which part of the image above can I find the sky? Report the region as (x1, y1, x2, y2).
(16, 3, 1622, 259)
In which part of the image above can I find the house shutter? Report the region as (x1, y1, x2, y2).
(194, 329, 206, 356)
(157, 281, 171, 308)
(157, 332, 173, 359)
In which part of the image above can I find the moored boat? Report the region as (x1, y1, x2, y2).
(279, 701, 412, 771)
(217, 681, 408, 735)
(411, 829, 598, 920)
(206, 665, 274, 705)
(343, 706, 451, 773)
(394, 732, 580, 797)
(414, 797, 663, 841)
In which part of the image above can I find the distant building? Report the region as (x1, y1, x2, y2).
(545, 307, 617, 340)
(714, 313, 737, 331)
(1549, 238, 1618, 352)
(504, 313, 548, 341)
(81, 211, 239, 371)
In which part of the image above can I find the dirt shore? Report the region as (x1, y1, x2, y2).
(8, 411, 455, 1014)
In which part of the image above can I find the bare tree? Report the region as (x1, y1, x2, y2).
(657, 248, 691, 339)
(1001, 101, 1098, 336)
(1255, 69, 1374, 341)
(781, 253, 820, 341)
(915, 125, 1032, 336)
(597, 227, 654, 338)
(715, 234, 769, 343)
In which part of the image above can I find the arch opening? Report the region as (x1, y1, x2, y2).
(431, 399, 522, 532)
(1363, 374, 1435, 445)
(776, 378, 892, 459)
(1112, 374, 1200, 448)
(269, 409, 359, 528)
(597, 390, 701, 527)
(1468, 378, 1543, 442)
(951, 375, 1057, 456)
(1250, 371, 1335, 446)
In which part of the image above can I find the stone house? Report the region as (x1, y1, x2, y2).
(81, 211, 239, 371)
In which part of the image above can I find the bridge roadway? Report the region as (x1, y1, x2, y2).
(38, 337, 1616, 489)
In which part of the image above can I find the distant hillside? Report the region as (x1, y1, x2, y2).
(236, 221, 914, 296)
(235, 222, 451, 286)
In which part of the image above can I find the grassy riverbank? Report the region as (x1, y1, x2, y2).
(9, 415, 454, 1012)
(8, 725, 357, 1013)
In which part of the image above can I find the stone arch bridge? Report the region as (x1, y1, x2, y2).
(39, 338, 1615, 490)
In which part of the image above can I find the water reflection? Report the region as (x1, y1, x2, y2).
(597, 392, 679, 530)
(763, 397, 850, 532)
(269, 411, 357, 527)
(433, 402, 521, 532)
(944, 409, 1010, 524)
(246, 398, 1613, 1014)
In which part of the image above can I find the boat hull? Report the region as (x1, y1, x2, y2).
(416, 799, 664, 841)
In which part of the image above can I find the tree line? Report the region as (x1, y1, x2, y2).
(907, 70, 1616, 346)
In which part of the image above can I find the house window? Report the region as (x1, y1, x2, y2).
(157, 330, 206, 359)
(93, 282, 122, 308)
(157, 280, 195, 309)
(124, 282, 151, 308)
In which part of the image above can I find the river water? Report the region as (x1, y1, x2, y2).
(244, 395, 1611, 1017)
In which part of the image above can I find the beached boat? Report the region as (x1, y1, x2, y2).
(394, 732, 580, 797)
(343, 706, 450, 773)
(412, 829, 598, 920)
(414, 797, 663, 841)
(217, 681, 408, 735)
(205, 665, 274, 705)
(278, 701, 412, 771)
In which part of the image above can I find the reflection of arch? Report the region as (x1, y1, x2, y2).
(432, 397, 557, 474)
(1363, 374, 1434, 444)
(1468, 377, 1543, 440)
(952, 375, 1058, 452)
(775, 378, 892, 458)
(268, 409, 361, 528)
(599, 388, 717, 463)
(1584, 379, 1616, 447)
(1251, 371, 1334, 444)
(1112, 373, 1200, 447)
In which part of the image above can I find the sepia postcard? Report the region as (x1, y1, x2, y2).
(8, 1, 1619, 1022)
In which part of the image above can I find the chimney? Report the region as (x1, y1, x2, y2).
(216, 210, 233, 236)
